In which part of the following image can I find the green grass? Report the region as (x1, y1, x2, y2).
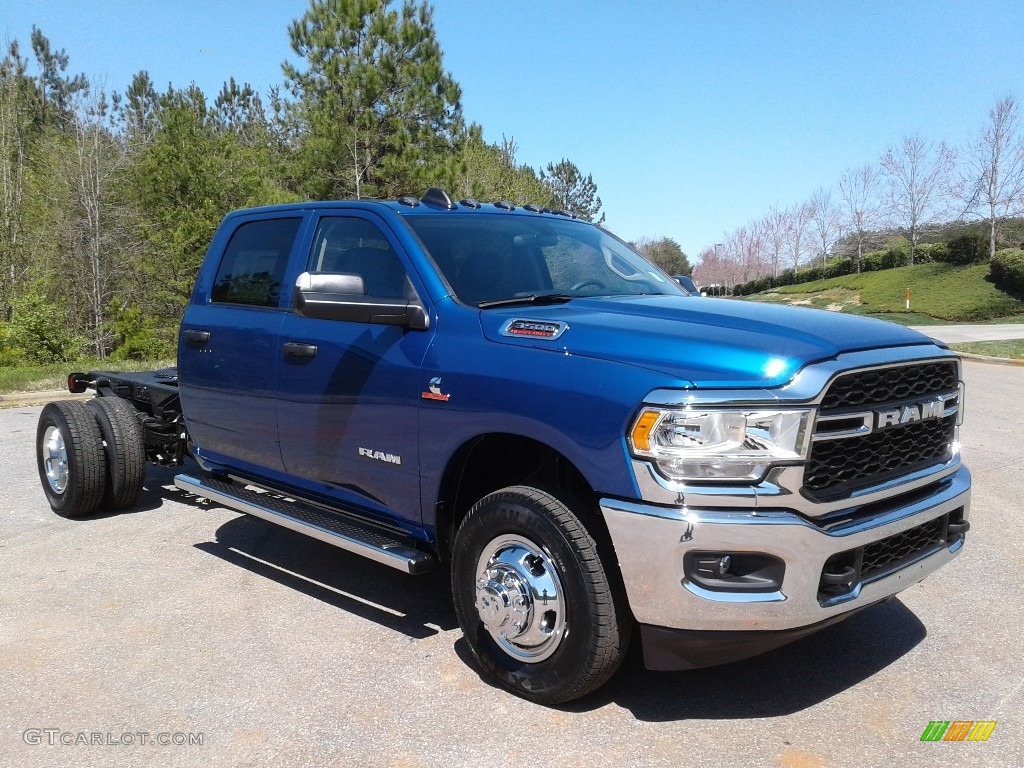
(754, 263, 1024, 322)
(0, 358, 174, 394)
(949, 340, 1024, 359)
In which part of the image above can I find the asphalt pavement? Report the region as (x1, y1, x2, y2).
(0, 360, 1021, 768)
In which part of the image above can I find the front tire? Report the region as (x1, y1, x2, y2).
(36, 401, 107, 518)
(451, 485, 629, 704)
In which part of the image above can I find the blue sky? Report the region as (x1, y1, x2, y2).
(5, 1, 1023, 260)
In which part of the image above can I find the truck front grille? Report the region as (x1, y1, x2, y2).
(806, 361, 958, 502)
(820, 361, 958, 410)
(806, 415, 956, 499)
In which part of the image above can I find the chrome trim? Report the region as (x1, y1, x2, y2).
(42, 425, 69, 494)
(174, 474, 431, 574)
(811, 390, 959, 442)
(811, 412, 873, 441)
(684, 582, 787, 604)
(632, 453, 964, 518)
(642, 347, 959, 407)
(473, 534, 567, 662)
(600, 464, 970, 632)
(630, 349, 964, 518)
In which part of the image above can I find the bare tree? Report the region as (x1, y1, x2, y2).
(742, 219, 768, 282)
(838, 164, 881, 272)
(786, 201, 812, 271)
(959, 95, 1024, 260)
(808, 187, 841, 268)
(58, 87, 135, 357)
(880, 134, 955, 264)
(763, 205, 790, 278)
(692, 246, 718, 288)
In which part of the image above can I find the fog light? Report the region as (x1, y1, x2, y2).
(684, 552, 784, 593)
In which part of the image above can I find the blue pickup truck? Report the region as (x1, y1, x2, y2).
(36, 188, 971, 704)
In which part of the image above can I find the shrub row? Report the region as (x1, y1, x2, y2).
(731, 237, 993, 295)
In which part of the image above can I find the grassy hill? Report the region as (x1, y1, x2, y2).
(745, 263, 1024, 323)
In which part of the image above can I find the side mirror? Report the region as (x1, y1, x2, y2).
(292, 272, 429, 329)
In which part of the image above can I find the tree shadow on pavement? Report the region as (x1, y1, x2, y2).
(194, 513, 458, 640)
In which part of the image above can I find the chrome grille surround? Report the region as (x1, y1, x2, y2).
(631, 346, 964, 519)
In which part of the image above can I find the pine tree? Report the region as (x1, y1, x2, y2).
(542, 158, 603, 222)
(283, 0, 464, 199)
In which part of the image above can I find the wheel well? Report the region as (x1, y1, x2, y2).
(435, 434, 602, 563)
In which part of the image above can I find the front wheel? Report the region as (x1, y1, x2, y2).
(451, 486, 629, 704)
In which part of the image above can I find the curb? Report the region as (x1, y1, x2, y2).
(957, 351, 1024, 367)
(0, 390, 90, 409)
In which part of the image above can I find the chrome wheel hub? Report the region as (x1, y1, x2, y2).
(42, 425, 69, 494)
(474, 535, 566, 662)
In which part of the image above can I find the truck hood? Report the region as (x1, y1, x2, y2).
(478, 296, 938, 388)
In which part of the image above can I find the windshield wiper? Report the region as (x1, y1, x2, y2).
(477, 293, 576, 309)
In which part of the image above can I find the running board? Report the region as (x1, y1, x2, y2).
(174, 474, 435, 574)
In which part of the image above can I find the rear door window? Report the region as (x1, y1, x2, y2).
(212, 217, 302, 307)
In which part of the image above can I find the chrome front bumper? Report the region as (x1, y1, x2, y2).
(600, 464, 971, 633)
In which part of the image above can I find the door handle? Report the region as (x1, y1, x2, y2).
(283, 342, 318, 358)
(183, 329, 211, 344)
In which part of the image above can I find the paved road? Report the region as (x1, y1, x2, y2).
(1, 360, 1020, 768)
(910, 323, 1024, 343)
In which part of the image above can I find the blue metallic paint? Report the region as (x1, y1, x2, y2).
(179, 200, 946, 544)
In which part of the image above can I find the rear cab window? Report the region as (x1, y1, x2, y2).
(211, 217, 303, 307)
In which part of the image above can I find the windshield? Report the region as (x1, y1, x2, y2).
(404, 214, 683, 307)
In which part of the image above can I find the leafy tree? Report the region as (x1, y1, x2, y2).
(7, 283, 83, 363)
(541, 158, 603, 222)
(128, 83, 296, 321)
(0, 40, 35, 321)
(632, 236, 690, 275)
(283, 0, 464, 199)
(453, 128, 552, 205)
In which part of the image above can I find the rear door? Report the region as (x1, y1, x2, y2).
(178, 213, 306, 474)
(275, 211, 434, 525)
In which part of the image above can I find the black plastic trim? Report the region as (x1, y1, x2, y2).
(639, 604, 877, 671)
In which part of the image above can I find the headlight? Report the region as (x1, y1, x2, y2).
(629, 407, 813, 482)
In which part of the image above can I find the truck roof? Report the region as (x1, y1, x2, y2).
(222, 188, 589, 223)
